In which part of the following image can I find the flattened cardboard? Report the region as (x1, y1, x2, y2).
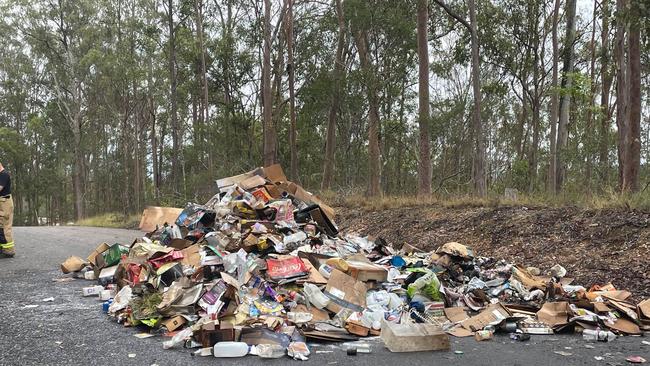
(536, 302, 571, 326)
(593, 302, 612, 313)
(298, 258, 327, 285)
(602, 290, 633, 301)
(216, 168, 263, 190)
(180, 244, 201, 267)
(607, 317, 641, 335)
(435, 242, 474, 259)
(445, 325, 474, 337)
(324, 269, 367, 313)
(61, 256, 87, 274)
(462, 303, 512, 331)
(608, 299, 639, 321)
(638, 299, 650, 320)
(262, 164, 287, 183)
(139, 206, 183, 232)
(239, 175, 267, 190)
(444, 307, 469, 323)
(169, 238, 192, 250)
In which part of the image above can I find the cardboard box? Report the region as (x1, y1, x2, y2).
(87, 243, 111, 268)
(139, 206, 183, 232)
(381, 321, 450, 352)
(61, 256, 87, 274)
(324, 269, 367, 313)
(162, 315, 187, 332)
(346, 260, 388, 282)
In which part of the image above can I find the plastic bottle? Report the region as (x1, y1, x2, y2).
(303, 283, 330, 309)
(582, 329, 616, 342)
(213, 342, 249, 357)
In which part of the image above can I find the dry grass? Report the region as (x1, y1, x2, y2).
(76, 212, 141, 229)
(327, 190, 650, 212)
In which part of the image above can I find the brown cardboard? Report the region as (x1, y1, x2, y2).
(435, 242, 474, 259)
(445, 325, 474, 337)
(239, 175, 267, 190)
(298, 258, 327, 285)
(139, 206, 183, 232)
(512, 266, 546, 290)
(444, 307, 469, 323)
(180, 244, 201, 267)
(607, 317, 641, 335)
(602, 290, 633, 301)
(593, 302, 612, 313)
(608, 299, 639, 321)
(262, 164, 287, 183)
(462, 303, 512, 331)
(638, 299, 650, 320)
(324, 269, 367, 313)
(162, 315, 187, 332)
(381, 321, 450, 352)
(346, 260, 388, 282)
(536, 302, 571, 326)
(61, 256, 87, 274)
(215, 168, 263, 190)
(87, 243, 111, 267)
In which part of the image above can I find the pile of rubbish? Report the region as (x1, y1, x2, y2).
(60, 164, 650, 359)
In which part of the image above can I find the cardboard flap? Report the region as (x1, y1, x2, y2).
(139, 206, 183, 232)
(461, 303, 512, 331)
(536, 302, 571, 326)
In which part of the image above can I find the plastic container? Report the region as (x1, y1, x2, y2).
(303, 283, 330, 309)
(319, 264, 334, 279)
(255, 344, 286, 358)
(213, 342, 249, 357)
(582, 329, 616, 342)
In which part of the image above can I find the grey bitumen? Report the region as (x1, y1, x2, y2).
(0, 226, 647, 366)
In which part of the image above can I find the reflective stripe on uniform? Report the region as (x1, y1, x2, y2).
(0, 241, 14, 249)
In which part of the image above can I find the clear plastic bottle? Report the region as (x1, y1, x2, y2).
(213, 342, 249, 357)
(582, 329, 616, 342)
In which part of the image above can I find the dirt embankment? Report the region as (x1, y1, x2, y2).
(336, 205, 650, 300)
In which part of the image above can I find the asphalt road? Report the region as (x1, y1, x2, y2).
(0, 226, 648, 366)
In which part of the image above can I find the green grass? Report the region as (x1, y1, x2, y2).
(76, 212, 141, 229)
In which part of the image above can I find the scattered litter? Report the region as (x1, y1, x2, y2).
(56, 164, 650, 361)
(626, 356, 647, 364)
(554, 351, 573, 356)
(642, 341, 650, 346)
(585, 345, 595, 349)
(42, 297, 55, 302)
(23, 305, 38, 309)
(127, 354, 136, 358)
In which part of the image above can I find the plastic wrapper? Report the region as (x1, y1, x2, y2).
(287, 342, 310, 360)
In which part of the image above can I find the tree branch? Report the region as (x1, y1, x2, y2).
(431, 0, 471, 31)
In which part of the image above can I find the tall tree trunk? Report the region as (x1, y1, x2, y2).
(548, 0, 560, 193)
(194, 0, 210, 169)
(556, 0, 577, 191)
(321, 0, 346, 191)
(417, 0, 432, 196)
(167, 0, 180, 193)
(468, 0, 485, 196)
(286, 0, 298, 181)
(262, 0, 276, 166)
(623, 7, 640, 192)
(72, 117, 84, 220)
(599, 0, 612, 185)
(353, 30, 381, 197)
(584, 0, 598, 192)
(614, 0, 627, 190)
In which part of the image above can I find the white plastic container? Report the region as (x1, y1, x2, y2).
(213, 342, 249, 357)
(303, 283, 330, 309)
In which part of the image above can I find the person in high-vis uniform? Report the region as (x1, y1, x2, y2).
(0, 162, 14, 258)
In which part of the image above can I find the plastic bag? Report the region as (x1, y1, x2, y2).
(162, 327, 193, 349)
(407, 270, 442, 301)
(287, 342, 310, 361)
(108, 285, 132, 313)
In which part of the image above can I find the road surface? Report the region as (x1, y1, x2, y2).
(0, 226, 647, 366)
